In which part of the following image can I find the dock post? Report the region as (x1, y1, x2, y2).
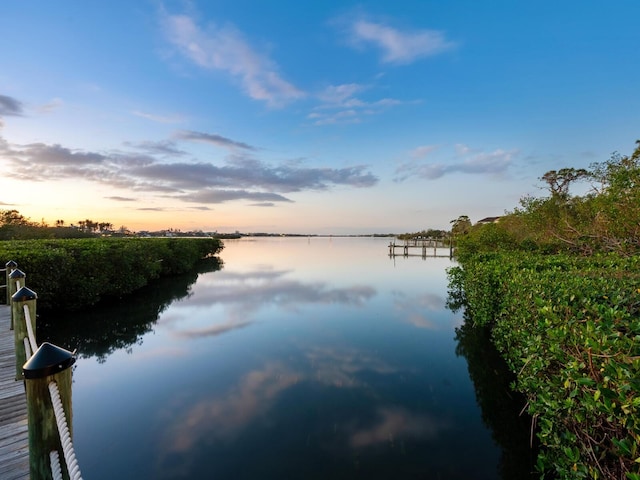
(23, 342, 76, 480)
(8, 268, 26, 330)
(5, 260, 17, 305)
(12, 286, 37, 379)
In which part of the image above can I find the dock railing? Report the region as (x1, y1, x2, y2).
(388, 236, 454, 258)
(4, 260, 83, 480)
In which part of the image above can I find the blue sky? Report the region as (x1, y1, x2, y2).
(1, 1, 638, 234)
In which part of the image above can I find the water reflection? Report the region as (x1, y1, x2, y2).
(391, 290, 459, 330)
(38, 257, 222, 361)
(175, 268, 376, 316)
(156, 266, 377, 343)
(49, 237, 535, 479)
(306, 345, 398, 387)
(349, 406, 448, 448)
(454, 321, 537, 479)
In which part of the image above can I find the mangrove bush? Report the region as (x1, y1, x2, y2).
(0, 237, 223, 311)
(449, 140, 640, 479)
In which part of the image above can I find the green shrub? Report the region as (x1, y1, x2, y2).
(0, 237, 223, 310)
(449, 253, 640, 479)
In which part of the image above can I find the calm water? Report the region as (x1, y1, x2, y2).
(41, 237, 534, 479)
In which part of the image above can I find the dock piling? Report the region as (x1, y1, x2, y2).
(23, 342, 76, 480)
(12, 286, 37, 380)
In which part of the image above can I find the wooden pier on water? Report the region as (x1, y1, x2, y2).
(388, 238, 453, 259)
(0, 304, 29, 480)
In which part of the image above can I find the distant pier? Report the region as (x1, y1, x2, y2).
(388, 238, 453, 259)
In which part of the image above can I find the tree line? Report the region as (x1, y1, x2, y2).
(457, 140, 640, 257)
(0, 210, 129, 240)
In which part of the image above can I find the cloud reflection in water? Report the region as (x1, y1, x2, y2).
(162, 267, 377, 337)
(350, 407, 448, 448)
(160, 361, 299, 451)
(392, 290, 463, 330)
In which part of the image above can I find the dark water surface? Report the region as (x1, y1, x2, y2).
(40, 237, 535, 479)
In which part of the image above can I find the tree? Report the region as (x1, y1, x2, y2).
(587, 140, 640, 254)
(0, 209, 33, 226)
(540, 167, 590, 199)
(450, 215, 472, 236)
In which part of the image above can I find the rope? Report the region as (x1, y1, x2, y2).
(50, 450, 63, 480)
(24, 337, 31, 360)
(48, 381, 83, 480)
(23, 304, 37, 354)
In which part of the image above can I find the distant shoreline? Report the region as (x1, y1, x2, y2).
(225, 233, 397, 238)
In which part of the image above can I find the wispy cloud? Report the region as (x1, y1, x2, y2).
(175, 130, 256, 151)
(0, 94, 24, 117)
(410, 145, 438, 159)
(346, 17, 456, 64)
(132, 110, 185, 124)
(105, 196, 136, 202)
(178, 189, 293, 204)
(318, 83, 368, 104)
(309, 82, 413, 126)
(161, 12, 304, 107)
(15, 142, 106, 166)
(124, 140, 187, 157)
(38, 98, 64, 114)
(394, 144, 517, 181)
(0, 133, 378, 205)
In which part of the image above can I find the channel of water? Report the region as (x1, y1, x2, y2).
(40, 236, 535, 479)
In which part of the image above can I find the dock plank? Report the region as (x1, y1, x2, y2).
(0, 305, 28, 479)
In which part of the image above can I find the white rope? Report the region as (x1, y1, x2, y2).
(23, 337, 31, 360)
(23, 304, 37, 353)
(50, 450, 63, 480)
(48, 381, 83, 480)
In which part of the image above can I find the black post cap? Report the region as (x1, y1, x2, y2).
(9, 269, 26, 279)
(23, 342, 76, 379)
(12, 286, 37, 302)
(5, 260, 17, 268)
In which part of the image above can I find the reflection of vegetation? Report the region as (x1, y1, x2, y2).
(38, 257, 222, 362)
(454, 320, 537, 479)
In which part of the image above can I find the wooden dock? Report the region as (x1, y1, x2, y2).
(388, 240, 453, 258)
(0, 304, 29, 480)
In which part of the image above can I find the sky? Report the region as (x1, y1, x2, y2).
(1, 1, 639, 234)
